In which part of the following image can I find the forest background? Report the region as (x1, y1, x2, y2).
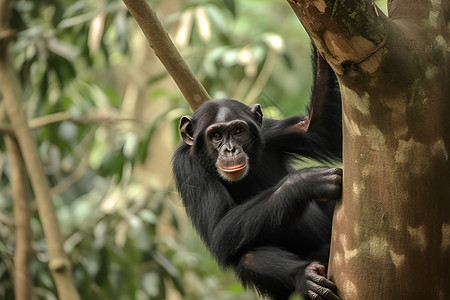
(0, 0, 387, 299)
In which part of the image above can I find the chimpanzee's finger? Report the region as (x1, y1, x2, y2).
(307, 289, 325, 300)
(306, 279, 340, 300)
(305, 264, 337, 291)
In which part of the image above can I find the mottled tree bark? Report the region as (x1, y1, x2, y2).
(288, 0, 449, 299)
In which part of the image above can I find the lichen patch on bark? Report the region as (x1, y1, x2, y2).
(407, 225, 427, 253)
(389, 249, 406, 268)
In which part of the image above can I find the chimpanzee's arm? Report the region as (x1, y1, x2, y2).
(209, 167, 342, 264)
(173, 146, 342, 299)
(174, 146, 341, 260)
(265, 51, 342, 162)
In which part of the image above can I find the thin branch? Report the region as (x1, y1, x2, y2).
(0, 28, 14, 40)
(50, 155, 89, 196)
(0, 95, 32, 300)
(5, 134, 32, 300)
(122, 0, 211, 111)
(0, 211, 14, 226)
(27, 111, 72, 128)
(0, 111, 146, 134)
(28, 111, 143, 128)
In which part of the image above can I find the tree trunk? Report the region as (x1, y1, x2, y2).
(288, 0, 449, 298)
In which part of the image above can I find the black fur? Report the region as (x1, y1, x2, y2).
(172, 52, 342, 300)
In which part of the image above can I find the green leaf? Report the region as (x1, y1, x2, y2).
(288, 292, 304, 300)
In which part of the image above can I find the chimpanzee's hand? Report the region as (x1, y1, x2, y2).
(305, 262, 340, 300)
(293, 167, 342, 201)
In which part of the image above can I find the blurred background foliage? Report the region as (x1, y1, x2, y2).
(0, 0, 387, 299)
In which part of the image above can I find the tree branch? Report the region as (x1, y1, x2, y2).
(0, 92, 32, 300)
(0, 211, 14, 226)
(122, 0, 211, 111)
(27, 111, 72, 129)
(0, 111, 145, 133)
(5, 134, 33, 300)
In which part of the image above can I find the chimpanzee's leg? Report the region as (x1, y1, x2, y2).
(235, 246, 310, 300)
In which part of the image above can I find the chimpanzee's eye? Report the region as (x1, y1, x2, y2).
(213, 132, 222, 140)
(234, 127, 242, 135)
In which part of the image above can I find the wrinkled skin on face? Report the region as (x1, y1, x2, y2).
(206, 120, 250, 181)
(179, 101, 263, 182)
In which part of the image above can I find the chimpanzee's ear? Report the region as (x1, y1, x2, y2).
(251, 104, 263, 127)
(180, 116, 195, 146)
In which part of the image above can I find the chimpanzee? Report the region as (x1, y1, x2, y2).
(172, 51, 342, 300)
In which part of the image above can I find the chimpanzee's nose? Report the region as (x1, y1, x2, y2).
(221, 143, 240, 157)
